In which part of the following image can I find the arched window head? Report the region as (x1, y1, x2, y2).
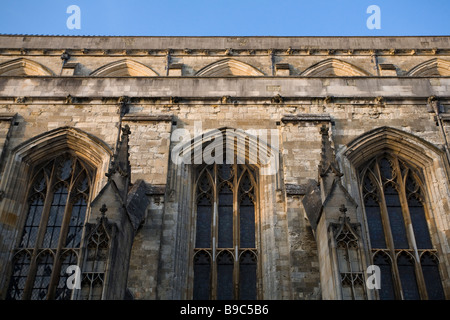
(7, 153, 95, 300)
(192, 160, 259, 300)
(195, 59, 264, 76)
(360, 154, 445, 300)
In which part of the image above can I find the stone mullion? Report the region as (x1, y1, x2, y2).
(233, 163, 239, 300)
(211, 164, 218, 300)
(374, 160, 403, 300)
(47, 163, 78, 300)
(395, 165, 428, 300)
(253, 169, 262, 300)
(328, 226, 343, 300)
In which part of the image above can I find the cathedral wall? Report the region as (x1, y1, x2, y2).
(0, 36, 450, 299)
(1, 95, 449, 299)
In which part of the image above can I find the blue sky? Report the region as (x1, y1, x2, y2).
(0, 0, 449, 36)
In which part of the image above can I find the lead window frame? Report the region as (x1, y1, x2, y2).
(359, 153, 445, 300)
(191, 161, 261, 300)
(6, 152, 94, 300)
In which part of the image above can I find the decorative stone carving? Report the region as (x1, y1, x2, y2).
(323, 96, 333, 105)
(61, 50, 70, 62)
(65, 94, 73, 104)
(15, 97, 26, 104)
(221, 96, 231, 104)
(271, 94, 283, 104)
(170, 96, 180, 104)
(374, 96, 384, 105)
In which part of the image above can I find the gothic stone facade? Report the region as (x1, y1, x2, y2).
(0, 35, 449, 300)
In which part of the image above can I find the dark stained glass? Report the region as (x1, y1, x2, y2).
(31, 252, 54, 300)
(198, 174, 211, 192)
(240, 173, 252, 192)
(65, 197, 87, 248)
(34, 173, 47, 193)
(55, 251, 78, 300)
(373, 252, 396, 300)
(408, 196, 433, 249)
(363, 171, 376, 193)
(364, 193, 386, 249)
(58, 158, 73, 181)
(6, 252, 31, 300)
(196, 195, 212, 248)
(239, 251, 257, 300)
(397, 253, 420, 300)
(384, 184, 409, 249)
(218, 164, 233, 181)
(379, 157, 393, 180)
(20, 196, 44, 248)
(42, 185, 68, 248)
(217, 251, 234, 300)
(193, 251, 211, 300)
(405, 173, 419, 193)
(240, 194, 255, 248)
(218, 184, 233, 248)
(421, 253, 445, 300)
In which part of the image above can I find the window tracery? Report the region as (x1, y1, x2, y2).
(192, 161, 259, 300)
(331, 205, 366, 300)
(80, 210, 111, 300)
(6, 153, 94, 300)
(360, 154, 445, 300)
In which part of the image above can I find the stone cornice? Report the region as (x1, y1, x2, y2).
(0, 77, 449, 100)
(0, 35, 449, 51)
(0, 48, 448, 57)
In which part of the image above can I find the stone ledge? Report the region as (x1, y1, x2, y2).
(438, 113, 450, 121)
(285, 183, 307, 195)
(0, 113, 17, 121)
(122, 114, 173, 122)
(145, 184, 166, 195)
(281, 114, 331, 123)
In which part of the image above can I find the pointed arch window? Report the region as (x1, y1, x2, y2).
(360, 154, 445, 300)
(332, 209, 366, 300)
(192, 162, 259, 300)
(6, 153, 94, 300)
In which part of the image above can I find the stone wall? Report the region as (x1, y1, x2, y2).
(0, 36, 449, 300)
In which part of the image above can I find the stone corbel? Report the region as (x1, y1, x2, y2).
(224, 48, 233, 56)
(15, 97, 26, 104)
(427, 96, 439, 114)
(221, 96, 232, 104)
(65, 94, 73, 104)
(271, 94, 284, 104)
